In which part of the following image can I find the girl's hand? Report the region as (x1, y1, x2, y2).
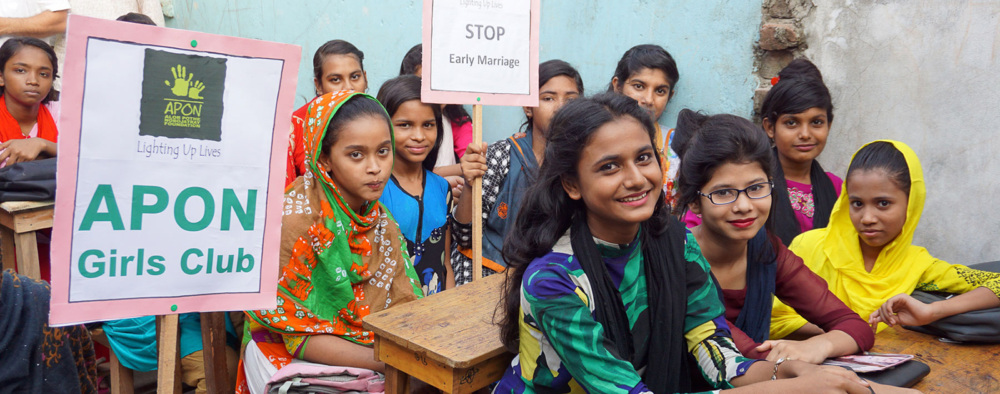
(869, 293, 935, 328)
(783, 364, 872, 393)
(756, 338, 832, 364)
(445, 175, 464, 200)
(459, 142, 487, 186)
(0, 139, 49, 166)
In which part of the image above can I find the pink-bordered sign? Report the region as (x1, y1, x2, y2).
(421, 0, 540, 106)
(49, 15, 300, 326)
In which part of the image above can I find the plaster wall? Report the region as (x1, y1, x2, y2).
(164, 0, 761, 142)
(803, 0, 1000, 264)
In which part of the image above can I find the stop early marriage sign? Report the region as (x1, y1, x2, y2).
(422, 0, 540, 106)
(49, 15, 300, 326)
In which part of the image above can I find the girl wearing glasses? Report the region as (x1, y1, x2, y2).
(676, 112, 874, 364)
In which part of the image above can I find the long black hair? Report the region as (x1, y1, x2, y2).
(847, 141, 911, 195)
(320, 94, 391, 154)
(608, 44, 679, 94)
(0, 37, 59, 103)
(520, 59, 585, 132)
(376, 75, 443, 171)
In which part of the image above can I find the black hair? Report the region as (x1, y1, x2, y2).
(320, 95, 391, 156)
(671, 109, 708, 159)
(675, 114, 774, 214)
(498, 92, 663, 352)
(609, 44, 679, 93)
(312, 40, 365, 82)
(847, 141, 911, 196)
(0, 37, 59, 104)
(116, 12, 156, 25)
(399, 44, 421, 76)
(376, 75, 443, 171)
(521, 59, 585, 132)
(760, 59, 834, 127)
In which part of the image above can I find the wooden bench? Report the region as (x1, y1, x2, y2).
(363, 273, 514, 394)
(0, 200, 54, 279)
(872, 325, 1000, 392)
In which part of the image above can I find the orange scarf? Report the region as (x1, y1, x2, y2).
(0, 95, 57, 143)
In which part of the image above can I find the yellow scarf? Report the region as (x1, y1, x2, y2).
(771, 140, 943, 336)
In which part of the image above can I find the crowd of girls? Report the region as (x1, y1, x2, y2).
(3, 28, 998, 393)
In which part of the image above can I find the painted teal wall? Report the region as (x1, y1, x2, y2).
(166, 0, 761, 143)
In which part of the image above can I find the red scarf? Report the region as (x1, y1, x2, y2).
(0, 95, 58, 143)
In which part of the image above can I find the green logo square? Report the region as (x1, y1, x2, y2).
(139, 49, 227, 141)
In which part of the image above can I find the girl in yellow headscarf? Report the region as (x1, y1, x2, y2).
(770, 140, 1000, 338)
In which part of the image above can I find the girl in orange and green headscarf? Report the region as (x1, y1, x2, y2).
(770, 140, 1000, 338)
(237, 91, 423, 393)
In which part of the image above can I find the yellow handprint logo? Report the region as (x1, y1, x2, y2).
(164, 65, 206, 100)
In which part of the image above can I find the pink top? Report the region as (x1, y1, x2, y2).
(451, 116, 472, 159)
(683, 172, 843, 230)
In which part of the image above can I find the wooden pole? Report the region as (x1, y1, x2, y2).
(200, 312, 231, 393)
(472, 104, 483, 281)
(155, 314, 181, 394)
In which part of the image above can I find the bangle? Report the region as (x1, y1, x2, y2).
(771, 357, 786, 380)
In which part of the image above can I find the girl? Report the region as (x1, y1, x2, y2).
(676, 112, 873, 364)
(771, 140, 1000, 337)
(609, 44, 682, 207)
(494, 93, 880, 394)
(399, 43, 470, 185)
(0, 37, 59, 168)
(238, 91, 423, 393)
(453, 59, 583, 285)
(376, 75, 455, 294)
(285, 40, 368, 186)
(760, 59, 841, 245)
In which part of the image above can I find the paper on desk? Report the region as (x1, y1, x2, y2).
(822, 354, 914, 373)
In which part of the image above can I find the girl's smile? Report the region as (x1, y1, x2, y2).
(690, 162, 771, 242)
(562, 116, 662, 245)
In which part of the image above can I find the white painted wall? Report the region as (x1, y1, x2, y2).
(803, 0, 1000, 264)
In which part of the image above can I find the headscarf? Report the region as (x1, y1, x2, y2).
(768, 148, 838, 245)
(247, 91, 422, 345)
(772, 140, 931, 335)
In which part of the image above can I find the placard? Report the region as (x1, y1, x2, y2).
(421, 0, 539, 106)
(49, 15, 300, 326)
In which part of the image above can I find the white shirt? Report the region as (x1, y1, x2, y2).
(0, 0, 71, 47)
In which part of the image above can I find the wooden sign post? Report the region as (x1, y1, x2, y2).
(51, 15, 301, 392)
(421, 0, 540, 281)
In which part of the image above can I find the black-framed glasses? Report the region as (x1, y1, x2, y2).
(698, 181, 774, 205)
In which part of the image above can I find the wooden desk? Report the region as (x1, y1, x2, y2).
(363, 274, 514, 394)
(0, 200, 54, 279)
(872, 326, 1000, 392)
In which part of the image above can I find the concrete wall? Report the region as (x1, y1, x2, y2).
(164, 0, 761, 142)
(803, 1, 1000, 264)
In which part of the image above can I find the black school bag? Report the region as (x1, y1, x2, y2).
(903, 261, 1000, 343)
(0, 158, 56, 202)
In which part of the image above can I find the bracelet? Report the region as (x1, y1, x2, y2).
(771, 357, 786, 380)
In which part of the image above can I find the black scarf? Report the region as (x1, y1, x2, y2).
(570, 213, 691, 393)
(711, 229, 778, 344)
(768, 148, 837, 245)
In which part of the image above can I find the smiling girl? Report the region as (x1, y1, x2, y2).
(676, 113, 872, 364)
(377, 75, 454, 294)
(0, 37, 59, 168)
(494, 93, 882, 394)
(609, 44, 683, 207)
(285, 40, 369, 186)
(770, 140, 1000, 337)
(239, 91, 422, 393)
(453, 59, 583, 284)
